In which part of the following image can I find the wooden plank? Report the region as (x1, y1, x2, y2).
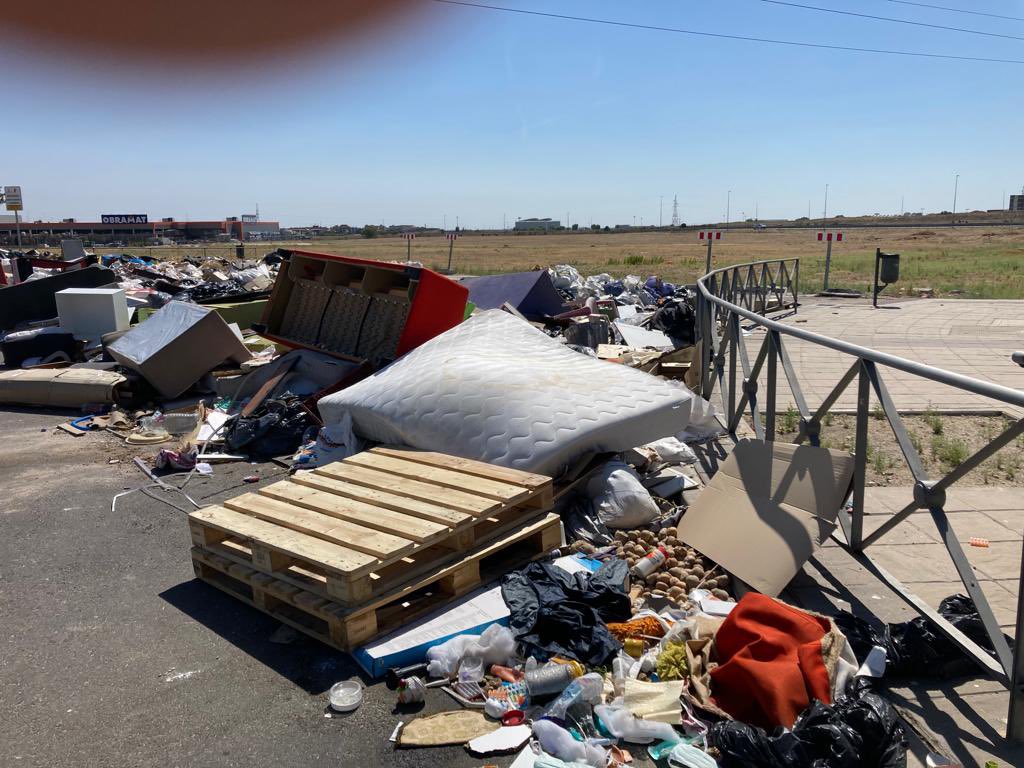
(314, 463, 495, 515)
(258, 481, 448, 543)
(345, 452, 531, 503)
(189, 505, 377, 574)
(240, 355, 298, 417)
(291, 472, 470, 527)
(370, 446, 550, 489)
(223, 492, 415, 559)
(332, 513, 562, 618)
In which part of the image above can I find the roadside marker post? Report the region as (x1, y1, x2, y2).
(2, 186, 23, 247)
(403, 232, 416, 262)
(817, 230, 843, 291)
(446, 232, 458, 273)
(699, 230, 722, 274)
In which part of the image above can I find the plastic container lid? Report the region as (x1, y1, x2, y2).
(328, 680, 363, 712)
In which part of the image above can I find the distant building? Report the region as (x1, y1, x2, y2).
(514, 217, 560, 231)
(1011, 195, 1024, 212)
(0, 215, 279, 244)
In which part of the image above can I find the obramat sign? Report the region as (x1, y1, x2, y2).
(101, 214, 148, 225)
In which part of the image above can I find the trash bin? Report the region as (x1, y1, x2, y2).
(879, 252, 900, 284)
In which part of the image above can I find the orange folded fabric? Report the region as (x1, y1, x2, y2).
(709, 592, 832, 729)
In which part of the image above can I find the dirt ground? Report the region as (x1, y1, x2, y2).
(118, 225, 1024, 300)
(773, 411, 1024, 487)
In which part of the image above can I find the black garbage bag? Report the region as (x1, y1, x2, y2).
(501, 559, 631, 667)
(833, 594, 1009, 679)
(710, 681, 907, 768)
(561, 496, 613, 547)
(650, 298, 696, 346)
(222, 395, 313, 459)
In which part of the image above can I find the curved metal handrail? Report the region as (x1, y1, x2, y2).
(697, 259, 1024, 408)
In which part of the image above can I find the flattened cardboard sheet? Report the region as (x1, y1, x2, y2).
(677, 439, 855, 596)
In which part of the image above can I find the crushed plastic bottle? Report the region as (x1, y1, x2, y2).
(544, 672, 605, 721)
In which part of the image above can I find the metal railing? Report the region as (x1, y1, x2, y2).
(695, 257, 1024, 741)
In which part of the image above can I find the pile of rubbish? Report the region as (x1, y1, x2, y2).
(3, 254, 968, 767)
(374, 581, 910, 767)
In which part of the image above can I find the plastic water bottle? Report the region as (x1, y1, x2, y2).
(544, 672, 605, 721)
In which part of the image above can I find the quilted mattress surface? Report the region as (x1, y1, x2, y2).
(318, 310, 708, 476)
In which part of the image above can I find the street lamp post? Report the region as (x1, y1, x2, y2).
(952, 174, 959, 226)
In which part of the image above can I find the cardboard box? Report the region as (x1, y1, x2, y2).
(677, 439, 855, 596)
(0, 368, 126, 407)
(108, 301, 251, 398)
(56, 287, 131, 340)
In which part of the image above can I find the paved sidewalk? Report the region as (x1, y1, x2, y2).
(790, 485, 1024, 767)
(749, 298, 1024, 415)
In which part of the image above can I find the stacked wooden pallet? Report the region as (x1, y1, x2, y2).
(188, 446, 560, 651)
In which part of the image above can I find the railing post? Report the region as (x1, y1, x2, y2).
(728, 312, 738, 431)
(793, 258, 800, 313)
(850, 361, 870, 551)
(1008, 541, 1024, 741)
(765, 331, 778, 441)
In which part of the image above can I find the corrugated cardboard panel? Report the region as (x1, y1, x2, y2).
(677, 439, 854, 596)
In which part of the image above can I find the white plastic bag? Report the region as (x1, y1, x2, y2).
(643, 437, 697, 465)
(425, 624, 516, 679)
(594, 702, 680, 745)
(587, 460, 660, 529)
(532, 719, 608, 767)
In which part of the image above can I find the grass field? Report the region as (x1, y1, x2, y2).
(124, 225, 1024, 299)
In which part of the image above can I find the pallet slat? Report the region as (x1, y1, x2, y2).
(259, 481, 448, 544)
(291, 472, 470, 527)
(190, 505, 377, 573)
(345, 451, 531, 502)
(223, 492, 415, 559)
(370, 446, 551, 489)
(314, 462, 495, 515)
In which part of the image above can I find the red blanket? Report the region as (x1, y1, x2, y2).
(710, 592, 832, 729)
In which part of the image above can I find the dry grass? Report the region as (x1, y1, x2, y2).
(122, 225, 1024, 299)
(773, 413, 1024, 487)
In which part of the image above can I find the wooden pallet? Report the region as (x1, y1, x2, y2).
(192, 512, 562, 651)
(187, 447, 553, 606)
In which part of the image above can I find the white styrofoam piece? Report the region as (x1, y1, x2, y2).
(613, 321, 674, 349)
(55, 287, 130, 340)
(319, 310, 705, 476)
(467, 725, 532, 755)
(355, 555, 591, 676)
(698, 597, 737, 616)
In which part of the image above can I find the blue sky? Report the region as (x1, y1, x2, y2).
(1, 0, 1021, 227)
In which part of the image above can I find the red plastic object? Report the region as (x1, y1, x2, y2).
(501, 710, 526, 726)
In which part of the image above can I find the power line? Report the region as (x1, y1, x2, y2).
(885, 0, 1024, 24)
(758, 0, 1024, 42)
(430, 0, 1024, 65)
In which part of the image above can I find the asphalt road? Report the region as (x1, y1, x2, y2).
(0, 408, 508, 768)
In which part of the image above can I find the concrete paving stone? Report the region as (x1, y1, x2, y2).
(985, 510, 1024, 537)
(885, 683, 1021, 766)
(919, 509, 1020, 543)
(899, 580, 1018, 628)
(966, 541, 1023, 581)
(863, 515, 941, 545)
(958, 486, 1024, 512)
(867, 543, 981, 583)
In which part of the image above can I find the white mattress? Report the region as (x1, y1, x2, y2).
(318, 310, 712, 477)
